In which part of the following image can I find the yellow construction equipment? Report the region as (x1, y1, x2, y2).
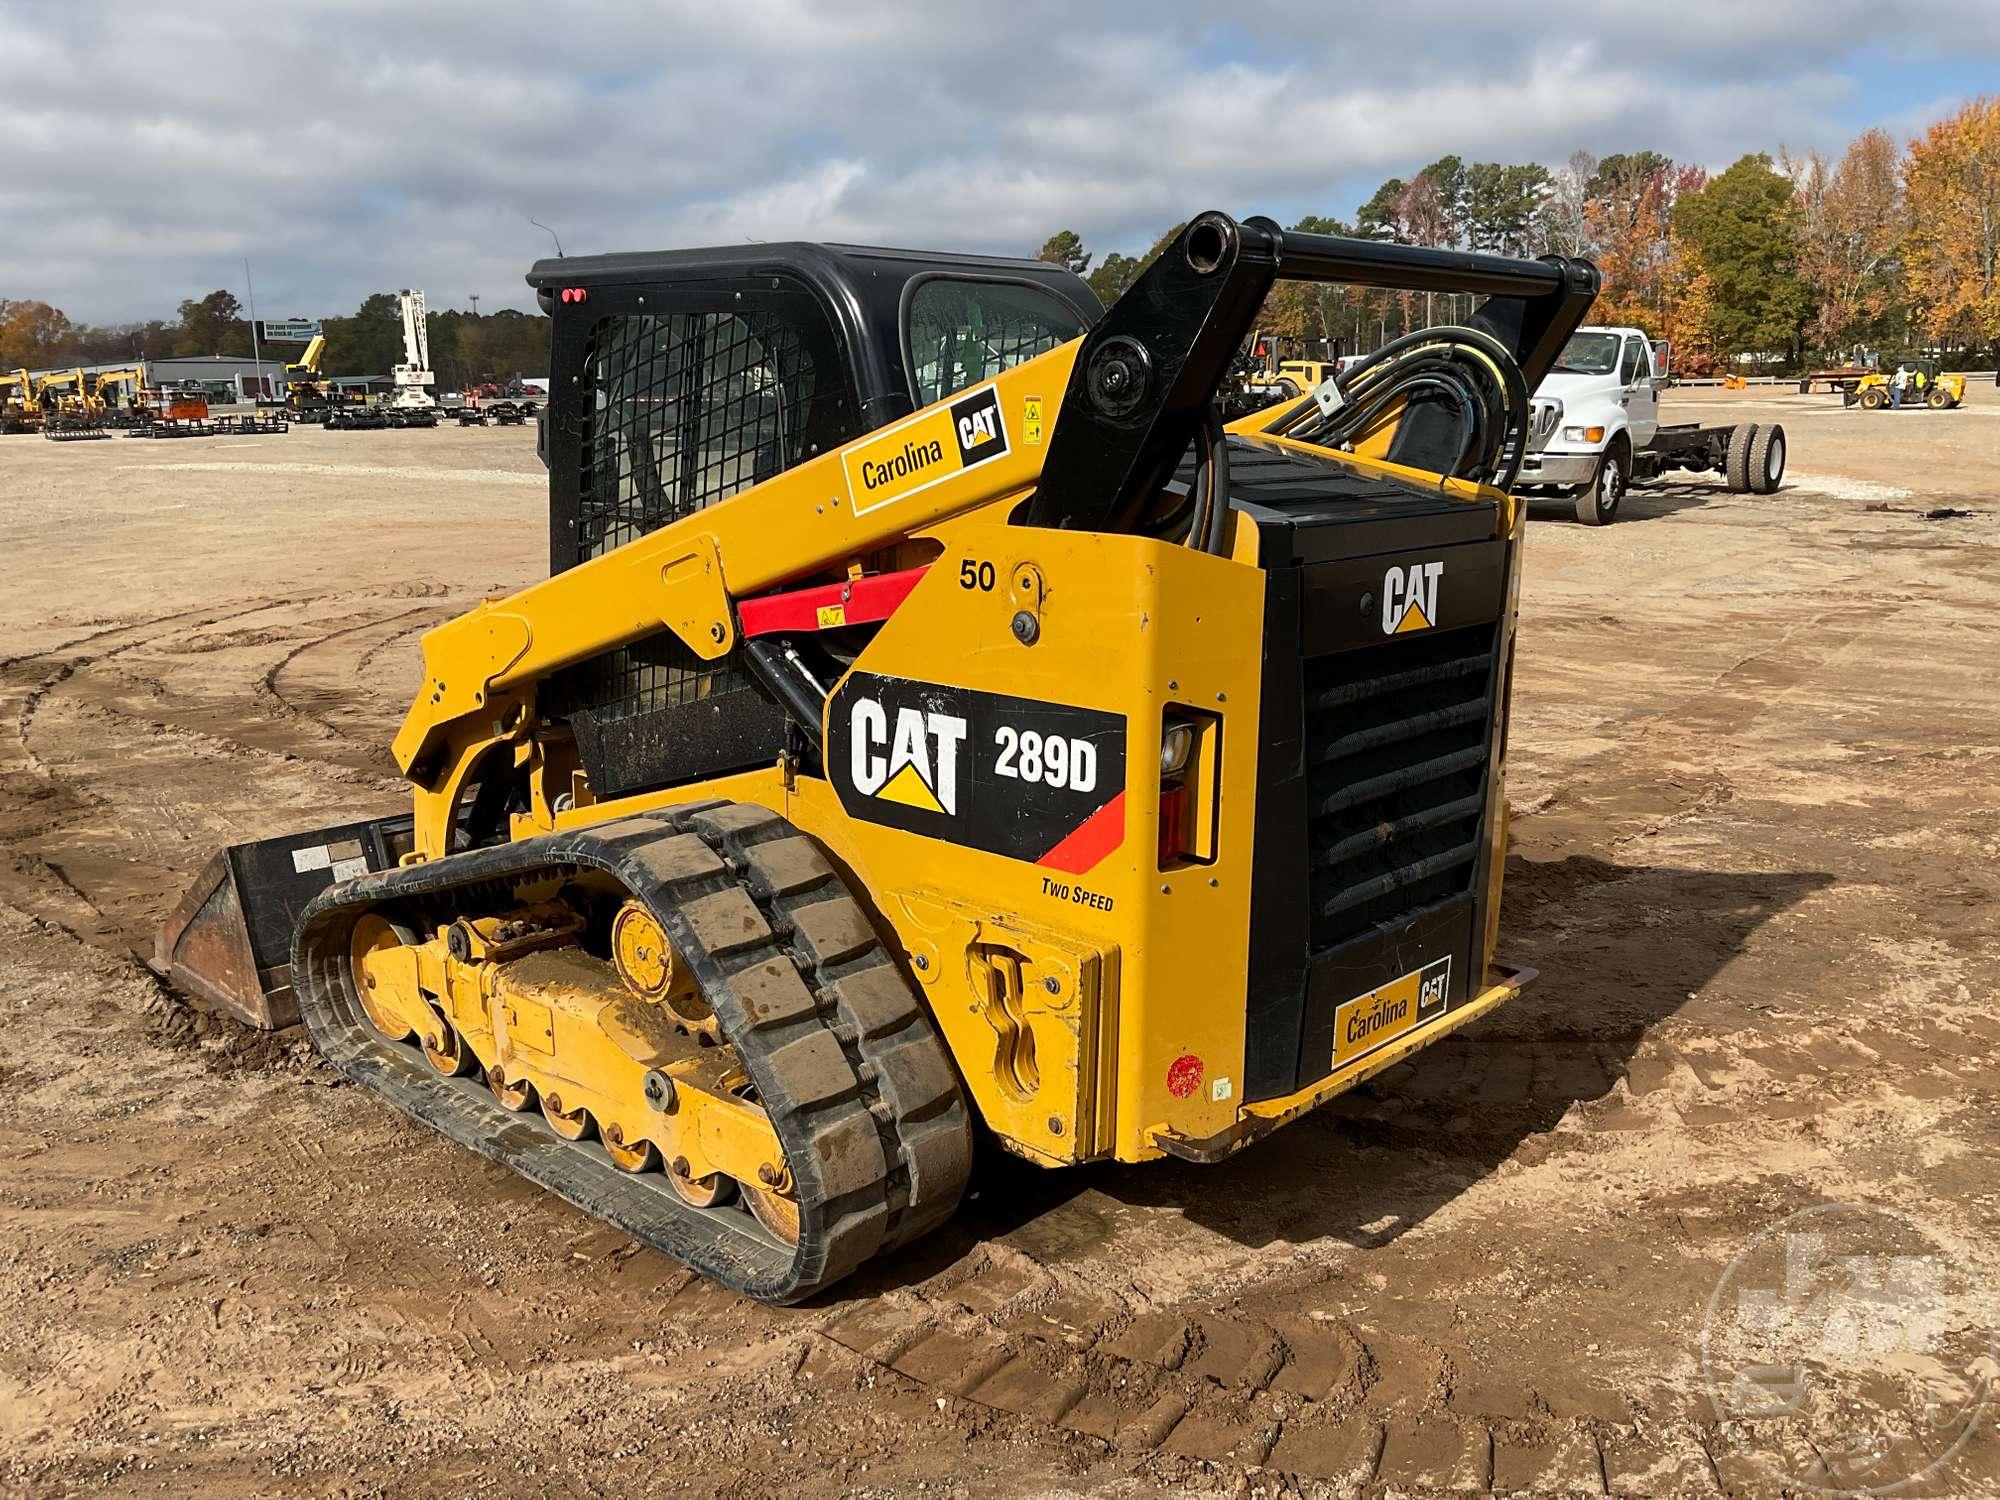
(1234, 332, 1345, 411)
(0, 369, 39, 433)
(33, 367, 116, 438)
(1851, 358, 1965, 410)
(159, 214, 1600, 1300)
(284, 333, 338, 420)
(35, 367, 96, 418)
(87, 365, 153, 425)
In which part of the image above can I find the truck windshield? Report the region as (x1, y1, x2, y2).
(1553, 332, 1621, 375)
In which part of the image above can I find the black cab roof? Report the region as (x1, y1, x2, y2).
(527, 241, 1100, 429)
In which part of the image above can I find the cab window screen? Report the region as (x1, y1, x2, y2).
(578, 311, 820, 564)
(906, 280, 1086, 407)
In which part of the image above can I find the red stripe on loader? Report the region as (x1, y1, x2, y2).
(1036, 790, 1126, 874)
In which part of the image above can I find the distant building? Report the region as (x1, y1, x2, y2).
(27, 354, 311, 402)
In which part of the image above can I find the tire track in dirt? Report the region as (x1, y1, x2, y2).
(793, 1238, 1721, 1493)
(0, 592, 416, 954)
(7, 596, 332, 783)
(260, 602, 454, 750)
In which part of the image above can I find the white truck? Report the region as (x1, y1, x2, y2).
(1516, 325, 1787, 524)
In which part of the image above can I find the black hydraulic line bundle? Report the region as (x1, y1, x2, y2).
(1269, 325, 1532, 491)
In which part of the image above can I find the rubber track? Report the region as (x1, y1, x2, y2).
(290, 801, 973, 1303)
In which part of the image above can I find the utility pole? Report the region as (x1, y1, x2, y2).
(244, 257, 265, 407)
(470, 293, 481, 319)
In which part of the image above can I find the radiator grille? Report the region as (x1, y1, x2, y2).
(1303, 624, 1498, 952)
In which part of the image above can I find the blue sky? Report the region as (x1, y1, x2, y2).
(2, 1, 1995, 324)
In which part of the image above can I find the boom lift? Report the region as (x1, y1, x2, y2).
(389, 289, 435, 410)
(158, 214, 1599, 1301)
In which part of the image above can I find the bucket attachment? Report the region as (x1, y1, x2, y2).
(154, 815, 413, 1029)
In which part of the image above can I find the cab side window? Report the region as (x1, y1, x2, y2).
(906, 279, 1088, 408)
(1620, 337, 1651, 385)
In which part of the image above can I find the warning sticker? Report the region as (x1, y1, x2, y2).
(843, 383, 1008, 515)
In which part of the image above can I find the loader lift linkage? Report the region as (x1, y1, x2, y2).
(159, 213, 1598, 1301)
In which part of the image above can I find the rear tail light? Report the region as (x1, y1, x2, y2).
(1158, 709, 1219, 868)
(1158, 780, 1193, 865)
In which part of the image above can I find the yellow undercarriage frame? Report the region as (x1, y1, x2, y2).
(348, 891, 800, 1235)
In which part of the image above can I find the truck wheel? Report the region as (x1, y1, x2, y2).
(1748, 423, 1785, 495)
(1860, 388, 1887, 410)
(1574, 443, 1627, 525)
(1927, 387, 1951, 410)
(1725, 423, 1759, 492)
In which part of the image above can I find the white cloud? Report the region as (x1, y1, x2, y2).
(1, 0, 1995, 322)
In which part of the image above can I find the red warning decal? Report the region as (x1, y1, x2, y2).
(1166, 1053, 1204, 1099)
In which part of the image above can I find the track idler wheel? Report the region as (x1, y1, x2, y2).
(666, 1158, 737, 1209)
(745, 1179, 801, 1246)
(611, 898, 718, 1042)
(349, 914, 416, 1042)
(602, 1121, 659, 1174)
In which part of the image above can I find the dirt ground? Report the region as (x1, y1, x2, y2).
(1, 383, 1997, 1498)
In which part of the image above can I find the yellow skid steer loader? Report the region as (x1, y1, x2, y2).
(158, 214, 1599, 1301)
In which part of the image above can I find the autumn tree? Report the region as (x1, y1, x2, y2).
(1536, 151, 1597, 257)
(1904, 96, 2000, 352)
(1788, 130, 1909, 361)
(0, 300, 74, 368)
(1580, 156, 1706, 334)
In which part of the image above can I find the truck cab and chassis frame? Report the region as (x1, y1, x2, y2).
(1516, 324, 1786, 524)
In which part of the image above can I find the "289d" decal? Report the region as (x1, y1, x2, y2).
(993, 727, 1098, 791)
(829, 673, 1127, 873)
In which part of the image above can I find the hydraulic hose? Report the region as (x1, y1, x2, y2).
(1272, 325, 1531, 490)
(1181, 405, 1233, 556)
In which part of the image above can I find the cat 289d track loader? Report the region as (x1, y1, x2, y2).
(158, 214, 1598, 1301)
